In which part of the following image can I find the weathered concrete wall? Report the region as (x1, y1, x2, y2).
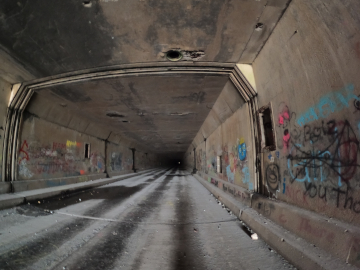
(17, 112, 106, 181)
(14, 108, 162, 191)
(187, 98, 254, 192)
(184, 148, 194, 171)
(107, 142, 134, 176)
(0, 45, 37, 193)
(107, 143, 160, 176)
(205, 104, 254, 191)
(195, 141, 206, 174)
(253, 0, 360, 227)
(0, 78, 12, 187)
(0, 46, 38, 83)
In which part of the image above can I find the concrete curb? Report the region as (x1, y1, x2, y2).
(0, 168, 157, 210)
(12, 173, 107, 193)
(193, 174, 358, 270)
(196, 171, 360, 268)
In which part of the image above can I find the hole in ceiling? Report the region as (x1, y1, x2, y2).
(181, 50, 205, 61)
(122, 120, 129, 123)
(106, 112, 125, 118)
(83, 1, 92, 7)
(166, 50, 183, 62)
(255, 23, 264, 31)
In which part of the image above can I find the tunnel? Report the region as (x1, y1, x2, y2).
(0, 0, 359, 269)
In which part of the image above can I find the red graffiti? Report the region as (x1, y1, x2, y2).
(53, 142, 66, 150)
(283, 129, 291, 151)
(229, 152, 238, 172)
(278, 105, 290, 126)
(285, 185, 309, 205)
(19, 140, 29, 162)
(298, 217, 334, 242)
(336, 121, 358, 182)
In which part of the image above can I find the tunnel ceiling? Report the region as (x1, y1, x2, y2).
(35, 74, 230, 153)
(0, 0, 290, 76)
(1, 0, 290, 155)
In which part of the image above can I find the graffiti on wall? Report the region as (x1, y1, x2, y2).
(274, 90, 360, 217)
(110, 152, 122, 171)
(296, 84, 359, 126)
(19, 140, 30, 162)
(242, 166, 252, 190)
(196, 136, 253, 191)
(287, 120, 359, 187)
(66, 140, 81, 148)
(18, 139, 105, 179)
(215, 138, 252, 190)
(90, 152, 105, 173)
(266, 164, 280, 194)
(238, 137, 247, 161)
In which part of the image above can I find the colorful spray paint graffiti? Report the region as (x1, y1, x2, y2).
(238, 137, 246, 161)
(287, 120, 359, 187)
(223, 138, 253, 190)
(274, 93, 360, 218)
(242, 166, 252, 190)
(196, 136, 253, 191)
(296, 84, 359, 126)
(90, 152, 105, 173)
(18, 139, 105, 179)
(226, 164, 235, 183)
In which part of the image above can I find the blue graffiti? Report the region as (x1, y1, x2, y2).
(226, 165, 235, 183)
(249, 183, 254, 191)
(268, 154, 272, 160)
(287, 144, 336, 185)
(283, 178, 286, 194)
(242, 166, 252, 190)
(297, 84, 358, 126)
(97, 161, 103, 169)
(238, 143, 247, 161)
(276, 151, 280, 158)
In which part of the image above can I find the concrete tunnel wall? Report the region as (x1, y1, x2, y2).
(0, 86, 166, 192)
(184, 89, 254, 191)
(253, 0, 360, 226)
(0, 77, 12, 193)
(183, 0, 360, 267)
(0, 0, 360, 267)
(185, 0, 360, 224)
(12, 107, 164, 192)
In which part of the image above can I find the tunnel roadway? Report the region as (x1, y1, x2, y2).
(0, 168, 295, 270)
